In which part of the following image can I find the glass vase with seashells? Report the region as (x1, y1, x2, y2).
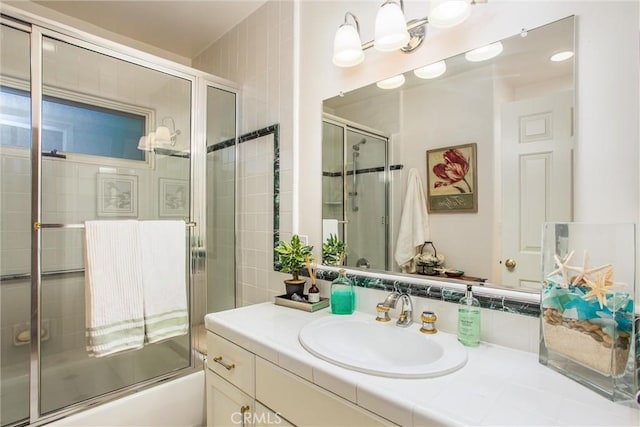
(539, 223, 636, 403)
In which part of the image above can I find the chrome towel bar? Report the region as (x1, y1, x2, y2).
(34, 221, 197, 230)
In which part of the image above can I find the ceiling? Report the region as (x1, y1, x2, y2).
(32, 0, 268, 59)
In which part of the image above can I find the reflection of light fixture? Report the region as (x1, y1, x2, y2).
(376, 74, 405, 89)
(464, 41, 503, 62)
(333, 0, 482, 67)
(374, 1, 410, 52)
(414, 60, 447, 79)
(154, 117, 181, 146)
(137, 131, 155, 152)
(550, 51, 574, 62)
(137, 117, 181, 151)
(332, 12, 365, 67)
(429, 0, 471, 28)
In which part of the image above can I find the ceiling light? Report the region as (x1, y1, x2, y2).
(414, 60, 447, 79)
(374, 1, 410, 52)
(376, 74, 406, 89)
(464, 41, 503, 62)
(429, 0, 471, 28)
(550, 51, 574, 62)
(332, 12, 365, 67)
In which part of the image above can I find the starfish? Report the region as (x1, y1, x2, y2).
(570, 250, 613, 286)
(547, 250, 577, 288)
(583, 267, 615, 309)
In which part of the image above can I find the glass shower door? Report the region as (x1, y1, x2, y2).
(345, 129, 387, 270)
(205, 85, 236, 313)
(0, 22, 32, 427)
(321, 121, 346, 248)
(321, 119, 388, 270)
(38, 35, 192, 415)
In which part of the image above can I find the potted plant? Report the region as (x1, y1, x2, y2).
(274, 234, 314, 298)
(322, 233, 346, 266)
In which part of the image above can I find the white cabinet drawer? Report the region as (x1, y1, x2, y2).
(255, 357, 397, 427)
(207, 332, 255, 396)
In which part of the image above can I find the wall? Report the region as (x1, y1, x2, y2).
(193, 0, 296, 304)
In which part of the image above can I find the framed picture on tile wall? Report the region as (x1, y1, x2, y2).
(426, 143, 477, 213)
(97, 173, 138, 217)
(159, 178, 188, 217)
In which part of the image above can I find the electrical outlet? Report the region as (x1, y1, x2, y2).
(298, 234, 309, 245)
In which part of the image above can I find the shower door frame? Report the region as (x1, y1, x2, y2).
(322, 113, 390, 270)
(2, 6, 240, 426)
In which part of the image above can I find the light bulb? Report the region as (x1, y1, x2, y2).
(550, 51, 574, 62)
(332, 24, 364, 67)
(374, 2, 410, 52)
(465, 42, 503, 62)
(414, 60, 447, 79)
(376, 74, 406, 90)
(429, 0, 471, 28)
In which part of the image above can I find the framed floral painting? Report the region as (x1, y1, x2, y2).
(426, 143, 477, 213)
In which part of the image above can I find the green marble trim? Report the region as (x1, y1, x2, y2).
(290, 268, 543, 318)
(238, 124, 280, 266)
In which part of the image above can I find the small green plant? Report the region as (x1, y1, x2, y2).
(274, 234, 314, 281)
(322, 233, 346, 266)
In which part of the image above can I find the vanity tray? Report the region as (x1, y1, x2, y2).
(274, 295, 329, 312)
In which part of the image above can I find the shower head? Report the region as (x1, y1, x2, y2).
(352, 139, 366, 151)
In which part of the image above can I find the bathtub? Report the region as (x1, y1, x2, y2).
(50, 370, 205, 427)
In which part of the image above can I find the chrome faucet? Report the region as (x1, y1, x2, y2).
(380, 289, 413, 327)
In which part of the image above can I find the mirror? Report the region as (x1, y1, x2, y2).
(321, 17, 575, 293)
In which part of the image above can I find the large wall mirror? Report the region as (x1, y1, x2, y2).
(321, 16, 575, 294)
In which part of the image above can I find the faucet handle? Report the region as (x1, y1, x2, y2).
(375, 303, 391, 322)
(420, 311, 438, 334)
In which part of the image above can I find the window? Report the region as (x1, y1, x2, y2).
(0, 86, 146, 161)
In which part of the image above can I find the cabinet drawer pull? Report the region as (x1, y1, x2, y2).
(240, 405, 250, 427)
(213, 356, 236, 370)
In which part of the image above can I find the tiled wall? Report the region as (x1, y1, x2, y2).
(193, 0, 295, 304)
(237, 133, 276, 305)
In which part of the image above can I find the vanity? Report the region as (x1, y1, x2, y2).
(205, 303, 639, 426)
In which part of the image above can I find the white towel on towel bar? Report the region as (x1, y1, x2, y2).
(139, 220, 188, 343)
(394, 168, 430, 273)
(84, 220, 145, 357)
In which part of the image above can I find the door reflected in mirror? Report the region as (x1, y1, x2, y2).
(321, 16, 575, 293)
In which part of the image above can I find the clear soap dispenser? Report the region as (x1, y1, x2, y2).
(457, 284, 480, 346)
(330, 269, 355, 315)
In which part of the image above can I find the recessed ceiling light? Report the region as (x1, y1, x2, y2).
(414, 60, 447, 79)
(376, 74, 406, 90)
(550, 51, 574, 62)
(465, 42, 504, 62)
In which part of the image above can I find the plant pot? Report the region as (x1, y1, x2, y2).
(284, 279, 306, 299)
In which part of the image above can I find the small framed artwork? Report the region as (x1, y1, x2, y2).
(97, 173, 138, 217)
(426, 143, 477, 213)
(159, 178, 188, 217)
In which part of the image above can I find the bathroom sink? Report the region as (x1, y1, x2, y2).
(298, 313, 467, 378)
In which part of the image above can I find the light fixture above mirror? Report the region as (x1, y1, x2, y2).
(332, 0, 487, 67)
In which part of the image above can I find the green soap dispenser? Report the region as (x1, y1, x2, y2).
(330, 269, 355, 314)
(457, 284, 481, 346)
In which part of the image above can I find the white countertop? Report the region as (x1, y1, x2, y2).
(205, 302, 640, 426)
